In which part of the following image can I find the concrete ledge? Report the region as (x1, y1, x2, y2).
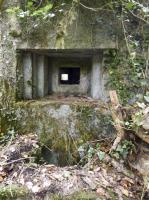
(14, 98, 116, 165)
(15, 98, 115, 139)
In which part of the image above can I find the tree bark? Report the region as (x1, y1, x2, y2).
(109, 90, 125, 152)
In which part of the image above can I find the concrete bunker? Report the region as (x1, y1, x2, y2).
(17, 49, 107, 101)
(15, 49, 113, 165)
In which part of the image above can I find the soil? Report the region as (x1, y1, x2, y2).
(0, 134, 146, 200)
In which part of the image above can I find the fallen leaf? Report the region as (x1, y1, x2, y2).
(123, 177, 134, 184)
(0, 176, 4, 182)
(0, 171, 6, 177)
(120, 187, 129, 197)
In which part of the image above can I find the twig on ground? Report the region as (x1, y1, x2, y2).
(0, 157, 35, 166)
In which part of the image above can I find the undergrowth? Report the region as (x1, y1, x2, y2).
(0, 185, 29, 200)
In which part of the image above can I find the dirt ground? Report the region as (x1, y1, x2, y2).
(0, 134, 148, 200)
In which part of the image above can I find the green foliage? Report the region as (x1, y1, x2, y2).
(0, 185, 28, 200)
(6, 6, 21, 14)
(0, 129, 15, 146)
(78, 143, 105, 165)
(51, 191, 99, 200)
(6, 0, 77, 19)
(27, 1, 53, 17)
(105, 48, 148, 104)
(133, 111, 143, 127)
(105, 50, 131, 103)
(102, 0, 149, 105)
(110, 140, 135, 160)
(97, 150, 105, 161)
(125, 2, 135, 10)
(107, 188, 118, 200)
(144, 92, 149, 103)
(6, 2, 53, 18)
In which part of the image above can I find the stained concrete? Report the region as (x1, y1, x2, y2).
(23, 53, 32, 99)
(51, 58, 91, 96)
(91, 54, 103, 99)
(36, 55, 45, 98)
(20, 50, 109, 100)
(0, 1, 120, 103)
(15, 99, 115, 140)
(0, 0, 118, 140)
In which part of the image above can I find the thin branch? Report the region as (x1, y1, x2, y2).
(0, 157, 35, 166)
(128, 10, 149, 25)
(79, 2, 114, 12)
(118, 0, 149, 25)
(121, 11, 131, 56)
(35, 0, 44, 10)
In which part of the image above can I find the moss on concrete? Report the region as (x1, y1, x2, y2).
(15, 100, 115, 165)
(0, 79, 17, 135)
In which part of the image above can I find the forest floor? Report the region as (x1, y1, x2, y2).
(0, 134, 148, 200)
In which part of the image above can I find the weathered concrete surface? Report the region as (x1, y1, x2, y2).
(19, 52, 108, 100)
(16, 100, 114, 138)
(16, 99, 115, 165)
(23, 53, 32, 99)
(0, 0, 117, 136)
(91, 54, 103, 100)
(36, 55, 45, 98)
(51, 57, 91, 96)
(15, 99, 115, 163)
(0, 0, 120, 102)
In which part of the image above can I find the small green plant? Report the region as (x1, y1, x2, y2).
(144, 92, 149, 103)
(133, 111, 144, 128)
(51, 194, 64, 200)
(110, 140, 135, 160)
(107, 188, 118, 200)
(6, 0, 53, 18)
(78, 143, 105, 165)
(124, 121, 133, 130)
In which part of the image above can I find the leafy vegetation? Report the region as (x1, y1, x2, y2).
(0, 185, 28, 200)
(110, 140, 135, 160)
(6, 0, 78, 19)
(78, 142, 106, 165)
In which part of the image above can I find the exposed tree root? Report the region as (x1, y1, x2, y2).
(109, 90, 125, 152)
